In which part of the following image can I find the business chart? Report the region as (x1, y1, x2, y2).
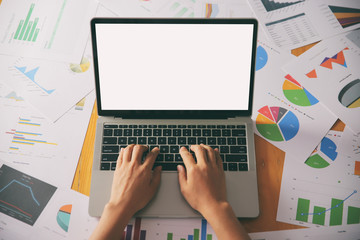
(256, 45, 268, 71)
(338, 79, 360, 109)
(69, 57, 91, 73)
(0, 164, 57, 226)
(282, 74, 319, 106)
(57, 204, 72, 232)
(328, 5, 360, 29)
(205, 3, 219, 18)
(260, 0, 304, 12)
(305, 137, 338, 169)
(256, 105, 299, 142)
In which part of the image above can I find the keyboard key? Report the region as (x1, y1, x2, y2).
(103, 137, 117, 144)
(138, 137, 147, 144)
(237, 138, 247, 145)
(187, 125, 196, 128)
(227, 138, 237, 145)
(210, 145, 219, 150)
(208, 138, 216, 145)
(164, 129, 172, 136)
(212, 130, 221, 136)
(232, 129, 246, 136)
(168, 138, 177, 144)
(197, 138, 206, 144)
(103, 129, 113, 136)
(226, 125, 235, 128)
(236, 125, 245, 128)
(129, 125, 138, 128)
(149, 145, 159, 151)
(139, 125, 148, 128)
(197, 125, 206, 128)
(188, 137, 196, 144)
(154, 162, 183, 171)
(226, 154, 247, 162)
(178, 125, 186, 128)
(149, 125, 157, 128)
(217, 125, 226, 129)
(175, 154, 182, 161)
(144, 129, 152, 136)
(202, 129, 211, 136)
(159, 125, 167, 128)
(104, 124, 118, 128)
(220, 146, 229, 153)
(173, 129, 181, 136)
(154, 129, 162, 136)
(170, 146, 179, 153)
(128, 137, 137, 144)
(222, 130, 231, 136)
(168, 125, 177, 128)
(193, 129, 201, 136)
(223, 163, 228, 171)
(178, 137, 186, 144)
(183, 129, 191, 136)
(239, 163, 248, 171)
(102, 146, 119, 153)
(158, 137, 167, 144)
(148, 137, 157, 144)
(111, 162, 117, 171)
(101, 163, 110, 170)
(217, 138, 226, 145)
(124, 129, 133, 136)
(228, 163, 238, 171)
(230, 146, 247, 154)
(134, 129, 142, 136)
(160, 146, 169, 153)
(114, 129, 123, 136)
(118, 137, 127, 144)
(102, 154, 118, 161)
(207, 125, 216, 128)
(165, 154, 174, 162)
(156, 154, 164, 162)
(119, 125, 128, 128)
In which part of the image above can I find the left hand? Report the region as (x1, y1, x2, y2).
(108, 144, 162, 216)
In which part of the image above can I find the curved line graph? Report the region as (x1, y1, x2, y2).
(300, 190, 357, 216)
(0, 180, 40, 206)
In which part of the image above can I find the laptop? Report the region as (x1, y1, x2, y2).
(89, 18, 259, 218)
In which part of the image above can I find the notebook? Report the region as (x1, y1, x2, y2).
(89, 18, 259, 218)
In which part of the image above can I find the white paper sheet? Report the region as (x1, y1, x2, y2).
(277, 151, 360, 228)
(0, 83, 95, 188)
(0, 41, 95, 122)
(0, 0, 98, 63)
(283, 34, 360, 134)
(252, 39, 337, 161)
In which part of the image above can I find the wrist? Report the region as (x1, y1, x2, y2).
(103, 202, 134, 223)
(200, 201, 233, 220)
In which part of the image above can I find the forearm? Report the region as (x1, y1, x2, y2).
(90, 203, 133, 240)
(202, 202, 250, 240)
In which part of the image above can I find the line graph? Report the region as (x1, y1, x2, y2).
(0, 180, 40, 206)
(0, 165, 56, 226)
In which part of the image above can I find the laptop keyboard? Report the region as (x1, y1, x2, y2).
(100, 124, 248, 171)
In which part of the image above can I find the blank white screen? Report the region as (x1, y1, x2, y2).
(95, 23, 254, 110)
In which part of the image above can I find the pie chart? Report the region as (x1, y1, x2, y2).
(338, 79, 360, 108)
(305, 137, 338, 168)
(283, 74, 319, 106)
(256, 45, 268, 71)
(256, 105, 299, 141)
(70, 57, 90, 73)
(56, 204, 72, 232)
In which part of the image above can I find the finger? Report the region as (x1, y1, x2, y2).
(177, 164, 187, 192)
(191, 145, 207, 166)
(143, 147, 160, 170)
(150, 166, 162, 195)
(201, 144, 217, 166)
(130, 145, 148, 165)
(179, 146, 195, 170)
(116, 147, 124, 169)
(214, 148, 224, 171)
(123, 144, 135, 163)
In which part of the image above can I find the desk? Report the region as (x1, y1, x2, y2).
(71, 44, 346, 233)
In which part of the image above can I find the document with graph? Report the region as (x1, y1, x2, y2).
(0, 0, 98, 62)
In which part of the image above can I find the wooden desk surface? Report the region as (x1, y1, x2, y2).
(71, 43, 345, 233)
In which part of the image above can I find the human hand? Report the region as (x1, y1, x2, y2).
(107, 144, 162, 217)
(177, 144, 227, 217)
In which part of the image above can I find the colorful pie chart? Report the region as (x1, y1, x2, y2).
(305, 137, 338, 168)
(256, 105, 299, 142)
(70, 57, 90, 73)
(283, 74, 319, 106)
(57, 204, 72, 232)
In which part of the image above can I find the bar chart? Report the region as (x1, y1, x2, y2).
(13, 3, 40, 42)
(295, 190, 360, 226)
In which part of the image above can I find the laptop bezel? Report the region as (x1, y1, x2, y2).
(90, 18, 258, 119)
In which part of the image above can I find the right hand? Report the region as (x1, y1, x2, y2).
(177, 144, 227, 216)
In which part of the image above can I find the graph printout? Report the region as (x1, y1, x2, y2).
(277, 154, 360, 229)
(0, 164, 57, 226)
(252, 39, 337, 162)
(283, 34, 360, 134)
(0, 0, 98, 62)
(247, 0, 321, 49)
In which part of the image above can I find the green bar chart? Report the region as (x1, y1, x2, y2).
(14, 3, 40, 42)
(295, 190, 359, 226)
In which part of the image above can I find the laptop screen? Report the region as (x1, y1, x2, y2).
(91, 19, 257, 118)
